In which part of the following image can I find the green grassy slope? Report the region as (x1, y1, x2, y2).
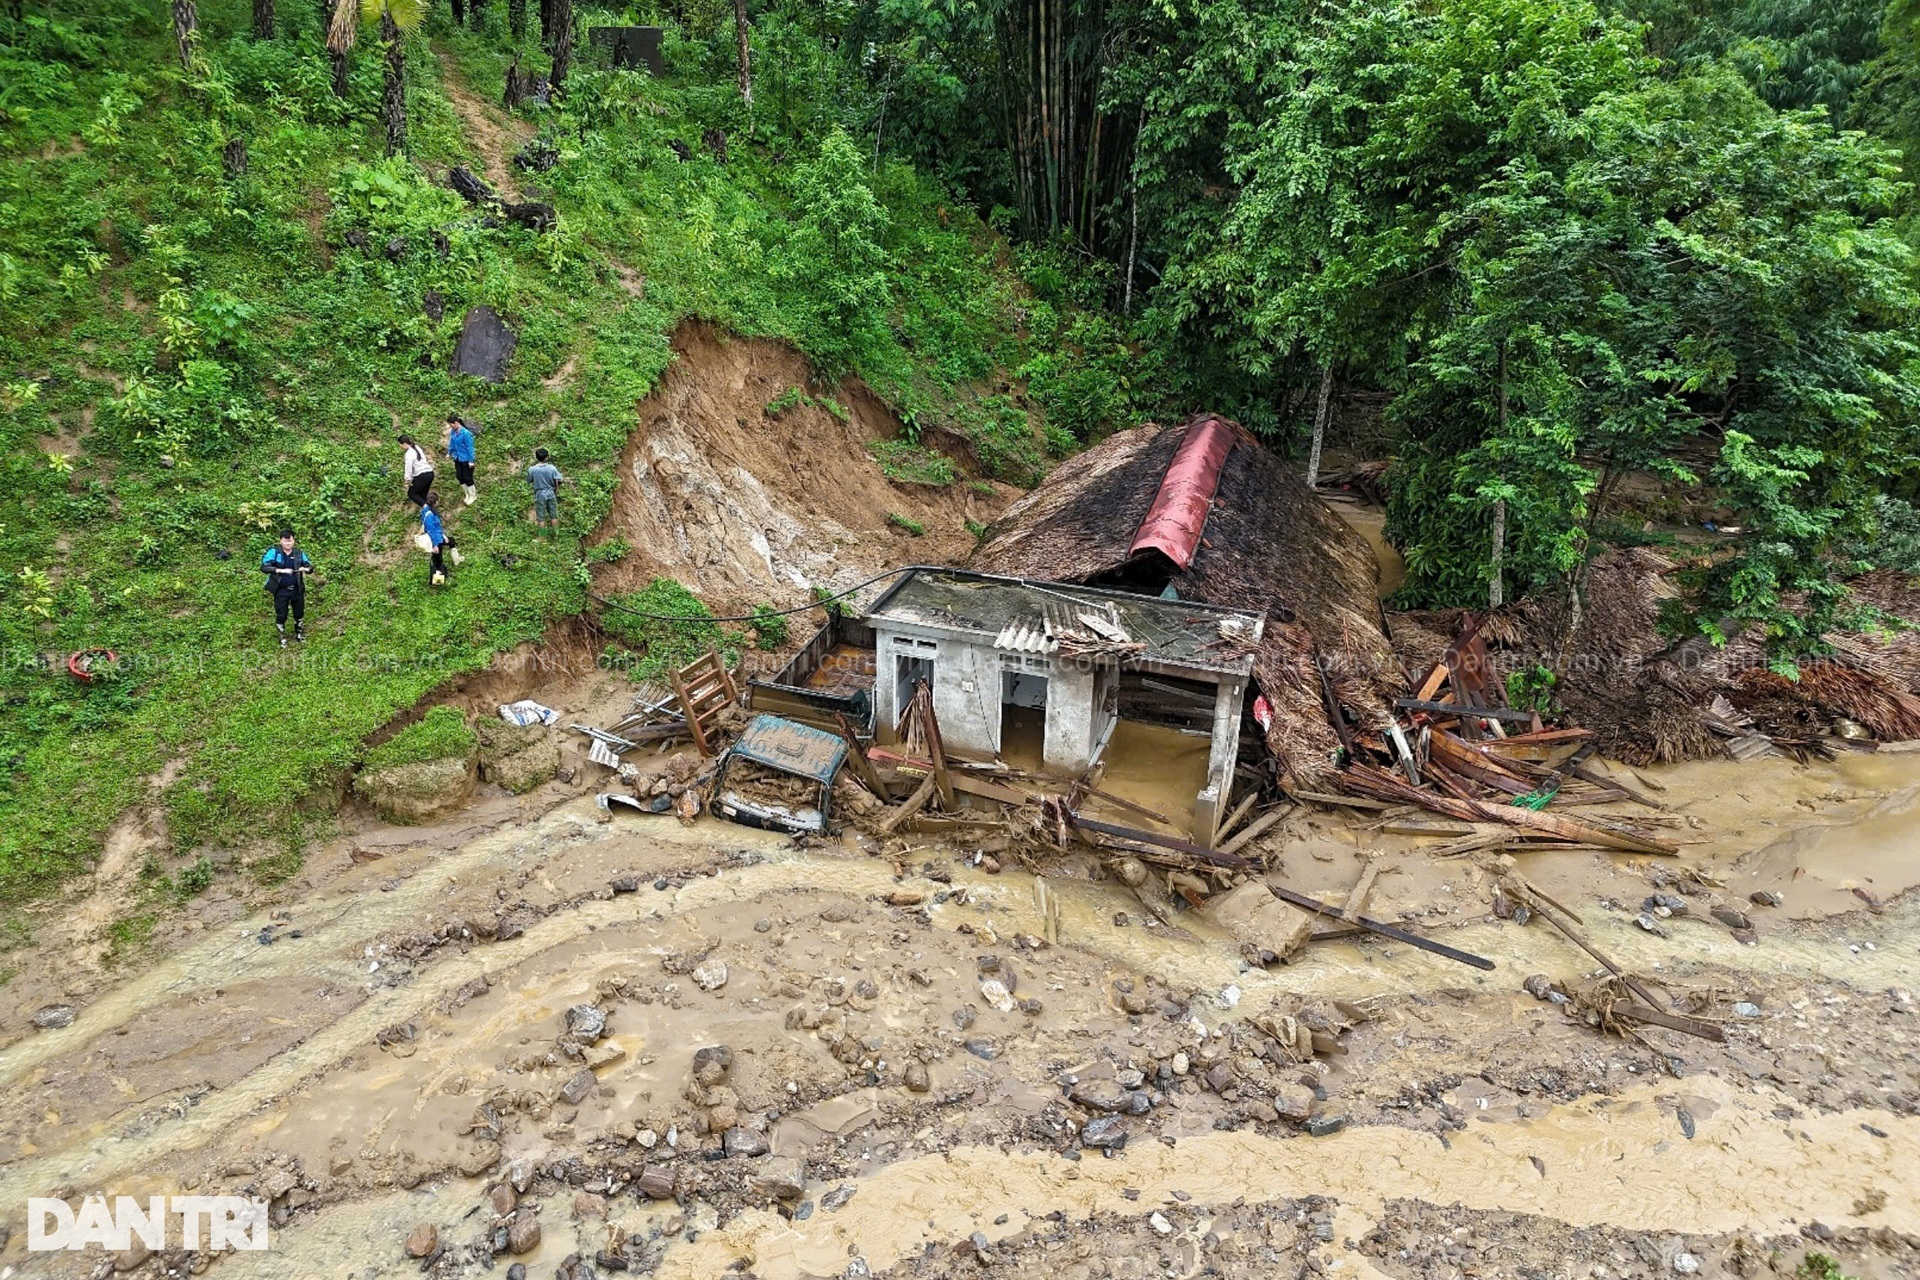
(0, 1, 1071, 898)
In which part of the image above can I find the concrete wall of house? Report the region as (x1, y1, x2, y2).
(1042, 661, 1100, 773)
(1192, 676, 1247, 843)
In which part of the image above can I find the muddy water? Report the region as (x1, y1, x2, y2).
(1326, 501, 1405, 600)
(1086, 720, 1210, 833)
(218, 1071, 1917, 1280)
(10, 744, 1920, 1279)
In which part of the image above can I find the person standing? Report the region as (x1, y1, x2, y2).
(526, 447, 565, 538)
(445, 414, 478, 506)
(421, 492, 460, 585)
(398, 434, 435, 508)
(260, 528, 313, 647)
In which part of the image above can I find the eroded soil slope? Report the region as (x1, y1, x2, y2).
(594, 322, 1013, 609)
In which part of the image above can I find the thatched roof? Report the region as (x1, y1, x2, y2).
(970, 416, 1398, 783)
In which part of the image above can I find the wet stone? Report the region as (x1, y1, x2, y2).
(750, 1155, 807, 1200)
(1304, 1115, 1347, 1137)
(693, 1044, 733, 1087)
(405, 1223, 438, 1258)
(1069, 1079, 1132, 1112)
(558, 1069, 596, 1105)
(1732, 1001, 1763, 1018)
(506, 1266, 527, 1280)
(609, 876, 640, 894)
(821, 1184, 857, 1212)
(723, 1127, 771, 1158)
(1080, 1117, 1128, 1150)
(964, 1039, 998, 1060)
(904, 1061, 931, 1093)
(506, 1212, 541, 1254)
(565, 1004, 608, 1041)
(637, 1165, 676, 1200)
(692, 960, 730, 992)
(490, 1183, 517, 1216)
(450, 305, 519, 383)
(31, 1004, 76, 1030)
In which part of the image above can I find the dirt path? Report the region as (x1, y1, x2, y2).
(5, 749, 1920, 1278)
(436, 50, 533, 199)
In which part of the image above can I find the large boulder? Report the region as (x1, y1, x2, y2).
(353, 755, 477, 824)
(475, 720, 560, 794)
(450, 306, 518, 382)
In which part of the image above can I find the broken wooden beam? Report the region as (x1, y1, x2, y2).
(1396, 699, 1539, 724)
(1066, 813, 1252, 870)
(878, 772, 937, 836)
(1604, 1001, 1726, 1042)
(1265, 881, 1496, 971)
(835, 713, 893, 801)
(1214, 807, 1285, 858)
(1517, 885, 1665, 1011)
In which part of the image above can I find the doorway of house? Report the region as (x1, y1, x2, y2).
(999, 669, 1048, 769)
(894, 654, 933, 734)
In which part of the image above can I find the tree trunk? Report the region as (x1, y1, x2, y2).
(223, 136, 249, 177)
(330, 48, 349, 96)
(549, 0, 572, 93)
(451, 0, 465, 22)
(508, 0, 525, 39)
(1489, 341, 1508, 610)
(318, 0, 330, 41)
(733, 0, 751, 109)
(1306, 364, 1333, 489)
(1122, 106, 1142, 315)
(382, 10, 407, 155)
(253, 0, 274, 38)
(539, 0, 552, 49)
(172, 0, 198, 72)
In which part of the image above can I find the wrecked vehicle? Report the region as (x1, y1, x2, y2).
(711, 714, 847, 834)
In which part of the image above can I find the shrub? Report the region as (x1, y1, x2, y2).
(601, 578, 729, 679)
(364, 706, 477, 770)
(869, 440, 955, 486)
(749, 604, 790, 649)
(887, 512, 926, 536)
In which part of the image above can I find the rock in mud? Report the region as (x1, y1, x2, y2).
(1750, 890, 1783, 907)
(565, 1004, 608, 1041)
(964, 1039, 997, 1060)
(507, 1266, 527, 1280)
(750, 1156, 807, 1200)
(490, 1184, 517, 1216)
(723, 1126, 771, 1158)
(693, 1044, 733, 1086)
(1272, 1085, 1315, 1123)
(572, 1192, 607, 1220)
(821, 1184, 857, 1212)
(1069, 1079, 1132, 1112)
(404, 1223, 438, 1258)
(450, 305, 519, 383)
(475, 720, 560, 794)
(1304, 1114, 1347, 1137)
(638, 1165, 676, 1200)
(558, 1069, 597, 1105)
(610, 875, 640, 894)
(1732, 1001, 1763, 1018)
(904, 1061, 931, 1093)
(1673, 1254, 1700, 1274)
(980, 979, 1014, 1012)
(1080, 1116, 1128, 1150)
(353, 753, 477, 824)
(505, 1212, 541, 1254)
(31, 1004, 76, 1030)
(692, 960, 730, 991)
(1711, 906, 1752, 930)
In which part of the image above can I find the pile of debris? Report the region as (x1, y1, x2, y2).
(1323, 618, 1680, 858)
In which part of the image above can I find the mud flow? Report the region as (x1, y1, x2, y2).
(3, 739, 1919, 1280)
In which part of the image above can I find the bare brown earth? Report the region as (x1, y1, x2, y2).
(591, 321, 1015, 611)
(3, 744, 1919, 1280)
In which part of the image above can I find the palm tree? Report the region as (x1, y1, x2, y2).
(329, 0, 425, 150)
(172, 0, 198, 71)
(549, 0, 572, 93)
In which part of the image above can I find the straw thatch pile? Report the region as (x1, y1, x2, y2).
(971, 417, 1398, 783)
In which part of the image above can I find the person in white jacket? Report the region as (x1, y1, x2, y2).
(397, 434, 435, 508)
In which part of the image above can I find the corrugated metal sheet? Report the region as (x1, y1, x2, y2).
(992, 599, 1125, 656)
(1128, 415, 1235, 571)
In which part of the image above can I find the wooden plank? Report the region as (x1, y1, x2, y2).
(951, 774, 1030, 806)
(1215, 788, 1260, 842)
(1396, 699, 1538, 724)
(1606, 1002, 1727, 1042)
(1264, 880, 1495, 971)
(914, 680, 955, 813)
(1415, 663, 1450, 702)
(1340, 861, 1382, 922)
(1518, 885, 1666, 1011)
(878, 772, 937, 835)
(1289, 790, 1396, 811)
(834, 713, 892, 800)
(1067, 813, 1252, 870)
(1215, 807, 1284, 858)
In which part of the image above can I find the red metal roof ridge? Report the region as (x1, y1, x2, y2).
(1127, 414, 1238, 572)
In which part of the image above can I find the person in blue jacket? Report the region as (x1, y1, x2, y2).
(260, 528, 313, 647)
(445, 413, 478, 506)
(421, 492, 460, 586)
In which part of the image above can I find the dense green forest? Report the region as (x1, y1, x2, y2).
(1, 0, 1918, 902)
